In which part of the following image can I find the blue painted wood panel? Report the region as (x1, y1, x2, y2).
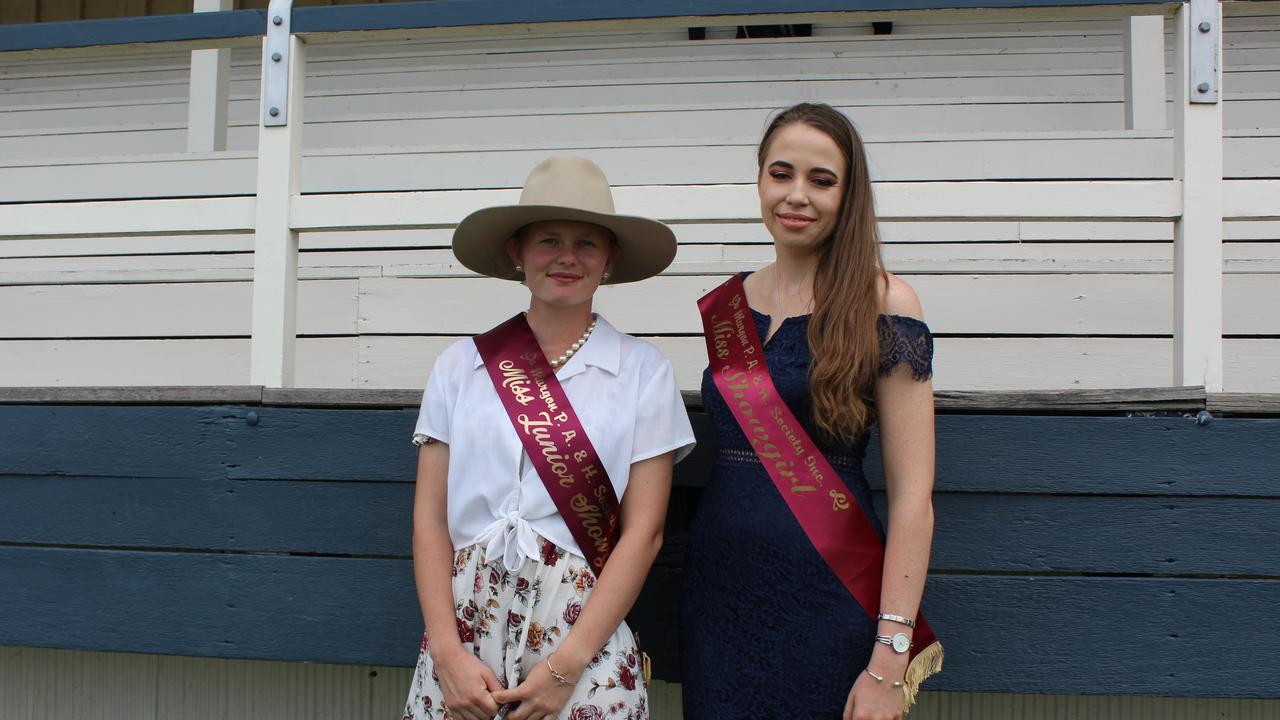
(0, 0, 1175, 53)
(1, 546, 1276, 697)
(1, 402, 1277, 698)
(2, 476, 1276, 576)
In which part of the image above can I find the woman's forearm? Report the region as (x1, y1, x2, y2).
(552, 524, 663, 670)
(415, 513, 465, 662)
(412, 443, 465, 663)
(880, 492, 934, 622)
(551, 452, 674, 673)
(868, 491, 934, 673)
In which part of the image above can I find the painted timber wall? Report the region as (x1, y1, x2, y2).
(2, 390, 1279, 705)
(2, 6, 1278, 392)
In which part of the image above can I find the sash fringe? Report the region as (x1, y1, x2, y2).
(903, 641, 944, 713)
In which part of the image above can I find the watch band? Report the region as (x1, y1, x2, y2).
(875, 633, 914, 654)
(877, 612, 916, 628)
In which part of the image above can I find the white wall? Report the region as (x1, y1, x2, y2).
(1, 10, 1277, 392)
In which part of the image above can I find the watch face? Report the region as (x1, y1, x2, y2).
(891, 633, 911, 653)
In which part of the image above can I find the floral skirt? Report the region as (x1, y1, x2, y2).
(402, 537, 648, 720)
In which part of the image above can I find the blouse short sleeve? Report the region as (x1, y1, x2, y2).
(878, 315, 934, 382)
(630, 351, 697, 465)
(412, 341, 466, 444)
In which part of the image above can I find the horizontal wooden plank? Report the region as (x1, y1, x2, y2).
(0, 405, 235, 478)
(5, 474, 1275, 576)
(0, 195, 255, 237)
(358, 273, 1176, 335)
(360, 334, 1179, 391)
(867, 415, 1280, 496)
(294, 181, 1184, 232)
(0, 180, 1185, 237)
(13, 401, 1274, 495)
(923, 495, 1280, 575)
(0, 546, 421, 666)
(1225, 339, 1280, 393)
(13, 217, 1273, 259)
(1224, 179, 1280, 221)
(0, 280, 358, 337)
(4, 240, 1277, 285)
(932, 385, 1205, 412)
(0, 337, 356, 388)
(0, 1, 1180, 52)
(0, 386, 264, 404)
(1, 545, 1274, 696)
(1209, 392, 1280, 415)
(0, 475, 415, 555)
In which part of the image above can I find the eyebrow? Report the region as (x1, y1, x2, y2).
(768, 160, 839, 177)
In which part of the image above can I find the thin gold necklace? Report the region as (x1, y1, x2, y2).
(772, 265, 813, 318)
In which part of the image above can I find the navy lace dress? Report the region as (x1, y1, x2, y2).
(680, 302, 934, 720)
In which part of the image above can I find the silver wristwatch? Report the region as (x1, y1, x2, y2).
(874, 632, 913, 654)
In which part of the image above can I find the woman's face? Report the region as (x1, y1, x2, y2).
(507, 219, 617, 309)
(757, 123, 848, 253)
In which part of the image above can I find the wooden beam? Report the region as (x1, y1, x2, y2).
(0, 197, 255, 237)
(187, 0, 234, 152)
(3, 386, 1254, 415)
(250, 34, 306, 388)
(1123, 14, 1166, 130)
(1171, 0, 1224, 391)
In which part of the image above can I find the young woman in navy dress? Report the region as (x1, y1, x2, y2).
(681, 103, 941, 720)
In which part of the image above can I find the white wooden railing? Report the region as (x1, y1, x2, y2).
(1, 1, 1277, 392)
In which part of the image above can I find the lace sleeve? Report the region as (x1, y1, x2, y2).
(877, 315, 934, 381)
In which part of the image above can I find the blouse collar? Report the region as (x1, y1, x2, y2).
(473, 314, 621, 379)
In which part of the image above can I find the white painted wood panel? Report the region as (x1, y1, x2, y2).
(24, 218, 1267, 257)
(0, 337, 354, 387)
(0, 280, 357, 338)
(0, 13, 1276, 394)
(7, 241, 1280, 287)
(1225, 339, 1280, 392)
(357, 335, 1174, 393)
(356, 274, 1174, 336)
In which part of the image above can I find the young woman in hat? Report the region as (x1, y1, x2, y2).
(682, 103, 943, 720)
(402, 156, 696, 720)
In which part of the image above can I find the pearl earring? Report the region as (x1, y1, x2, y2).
(602, 271, 611, 282)
(515, 264, 523, 273)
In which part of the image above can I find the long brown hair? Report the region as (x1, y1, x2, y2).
(757, 103, 887, 442)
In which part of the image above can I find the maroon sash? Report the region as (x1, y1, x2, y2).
(698, 274, 941, 690)
(473, 313, 619, 574)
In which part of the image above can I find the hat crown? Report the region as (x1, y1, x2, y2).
(518, 156, 617, 215)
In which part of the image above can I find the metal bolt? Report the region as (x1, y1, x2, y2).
(246, 411, 260, 426)
(272, 52, 282, 62)
(272, 15, 283, 25)
(1197, 82, 1210, 94)
(1194, 410, 1212, 426)
(1198, 21, 1211, 33)
(268, 107, 280, 117)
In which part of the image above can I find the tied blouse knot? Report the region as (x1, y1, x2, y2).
(412, 315, 696, 571)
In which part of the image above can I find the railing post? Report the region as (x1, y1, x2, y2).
(1172, 0, 1224, 390)
(1123, 15, 1167, 130)
(250, 0, 303, 388)
(186, 0, 232, 152)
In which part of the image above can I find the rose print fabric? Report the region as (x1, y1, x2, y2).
(403, 538, 648, 720)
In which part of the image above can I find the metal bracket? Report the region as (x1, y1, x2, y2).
(262, 0, 295, 126)
(1189, 0, 1219, 104)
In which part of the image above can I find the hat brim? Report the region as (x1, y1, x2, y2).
(452, 205, 677, 284)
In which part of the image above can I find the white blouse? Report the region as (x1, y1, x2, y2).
(413, 315, 696, 571)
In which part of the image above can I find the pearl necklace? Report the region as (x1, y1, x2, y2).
(548, 317, 597, 369)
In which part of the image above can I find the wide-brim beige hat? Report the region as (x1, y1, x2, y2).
(452, 156, 677, 284)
